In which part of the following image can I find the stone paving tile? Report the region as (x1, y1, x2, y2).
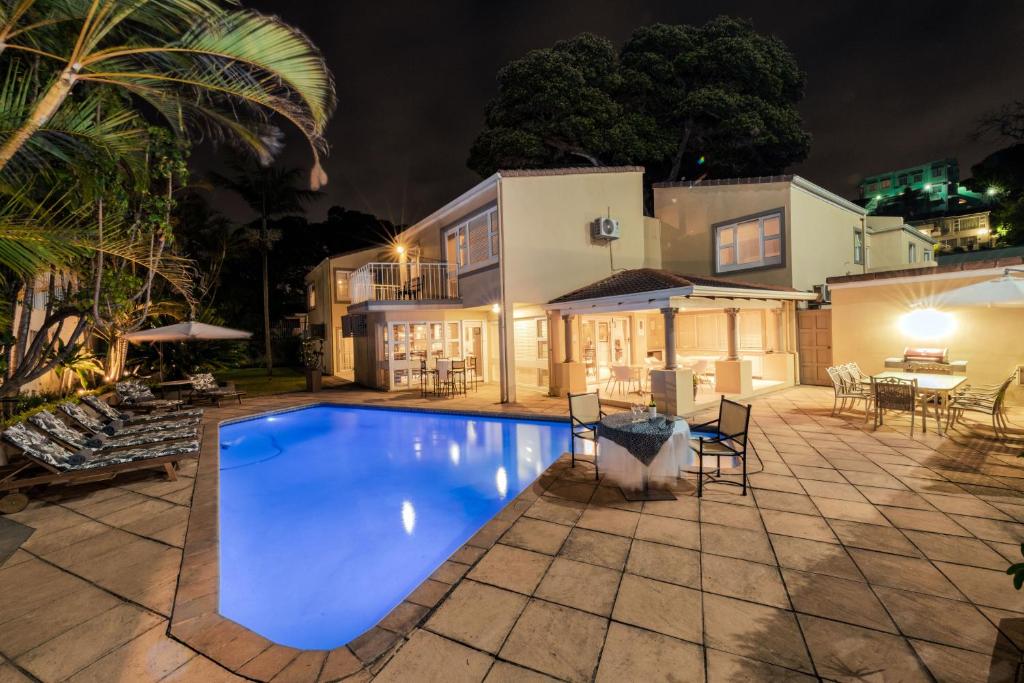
(595, 622, 704, 683)
(910, 639, 1019, 683)
(612, 574, 703, 644)
(799, 614, 932, 682)
(558, 528, 631, 570)
(705, 648, 816, 682)
(782, 568, 896, 632)
(534, 557, 619, 617)
(499, 600, 606, 683)
(467, 544, 551, 595)
(425, 580, 527, 653)
(625, 539, 700, 589)
(701, 553, 790, 608)
(375, 630, 492, 683)
(703, 593, 812, 673)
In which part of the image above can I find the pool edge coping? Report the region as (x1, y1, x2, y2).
(169, 396, 572, 681)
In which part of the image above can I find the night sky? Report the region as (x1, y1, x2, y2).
(244, 0, 1024, 225)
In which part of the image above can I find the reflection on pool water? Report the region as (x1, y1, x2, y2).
(218, 405, 570, 649)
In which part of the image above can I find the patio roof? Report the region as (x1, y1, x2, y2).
(546, 268, 815, 314)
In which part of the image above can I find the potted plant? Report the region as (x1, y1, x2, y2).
(301, 338, 324, 393)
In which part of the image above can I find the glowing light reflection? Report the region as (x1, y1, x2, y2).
(449, 442, 461, 466)
(401, 500, 416, 535)
(495, 467, 508, 498)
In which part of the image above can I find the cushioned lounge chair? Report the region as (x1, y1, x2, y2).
(28, 410, 197, 452)
(82, 394, 203, 425)
(187, 373, 246, 406)
(115, 380, 187, 412)
(0, 422, 199, 509)
(58, 402, 199, 438)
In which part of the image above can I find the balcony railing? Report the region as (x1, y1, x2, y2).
(349, 262, 459, 304)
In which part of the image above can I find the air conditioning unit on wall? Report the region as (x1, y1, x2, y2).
(591, 217, 620, 241)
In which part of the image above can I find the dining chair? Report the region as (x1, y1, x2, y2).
(568, 391, 606, 479)
(949, 372, 1016, 437)
(606, 365, 637, 395)
(871, 376, 922, 435)
(827, 366, 872, 417)
(688, 397, 752, 497)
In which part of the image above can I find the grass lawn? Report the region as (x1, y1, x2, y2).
(218, 367, 308, 396)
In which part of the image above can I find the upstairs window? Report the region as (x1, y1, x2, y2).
(334, 269, 351, 302)
(307, 284, 317, 310)
(445, 207, 499, 273)
(715, 211, 783, 273)
(853, 231, 864, 265)
(908, 243, 917, 263)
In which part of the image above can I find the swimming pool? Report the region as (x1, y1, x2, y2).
(218, 405, 570, 649)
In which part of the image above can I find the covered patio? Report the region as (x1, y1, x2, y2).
(544, 269, 817, 413)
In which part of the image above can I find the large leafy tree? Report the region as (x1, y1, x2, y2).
(467, 33, 660, 174)
(620, 17, 810, 182)
(468, 17, 811, 184)
(212, 161, 318, 376)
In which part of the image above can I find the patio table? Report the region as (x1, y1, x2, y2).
(865, 371, 967, 435)
(598, 412, 690, 501)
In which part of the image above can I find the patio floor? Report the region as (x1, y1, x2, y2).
(1, 383, 1023, 681)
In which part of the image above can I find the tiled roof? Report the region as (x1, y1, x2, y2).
(548, 268, 797, 304)
(498, 166, 644, 177)
(826, 255, 1024, 285)
(652, 175, 793, 189)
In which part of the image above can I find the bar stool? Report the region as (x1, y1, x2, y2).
(465, 356, 481, 391)
(419, 359, 438, 397)
(448, 359, 467, 396)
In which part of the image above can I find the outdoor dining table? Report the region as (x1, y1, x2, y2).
(597, 411, 691, 501)
(864, 371, 967, 435)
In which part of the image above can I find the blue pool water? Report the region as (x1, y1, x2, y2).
(218, 405, 570, 649)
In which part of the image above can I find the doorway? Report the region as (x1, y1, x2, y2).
(797, 309, 832, 386)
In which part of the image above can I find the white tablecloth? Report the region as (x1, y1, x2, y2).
(599, 419, 692, 491)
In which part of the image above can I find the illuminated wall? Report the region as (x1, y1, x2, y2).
(830, 269, 1023, 405)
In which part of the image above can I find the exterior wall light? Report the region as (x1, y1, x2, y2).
(395, 244, 406, 255)
(987, 187, 998, 196)
(898, 308, 955, 340)
(491, 303, 501, 314)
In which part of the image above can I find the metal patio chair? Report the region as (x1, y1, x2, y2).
(871, 376, 921, 435)
(688, 397, 752, 497)
(949, 372, 1016, 437)
(568, 391, 606, 479)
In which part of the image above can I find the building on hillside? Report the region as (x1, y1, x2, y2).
(305, 168, 933, 408)
(857, 158, 994, 216)
(936, 244, 1024, 265)
(908, 210, 994, 252)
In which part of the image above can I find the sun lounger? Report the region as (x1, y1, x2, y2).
(1, 422, 199, 505)
(116, 380, 188, 412)
(187, 373, 246, 406)
(82, 394, 203, 425)
(58, 402, 199, 438)
(28, 410, 197, 452)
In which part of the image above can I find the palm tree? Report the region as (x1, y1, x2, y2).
(0, 0, 336, 188)
(213, 162, 318, 376)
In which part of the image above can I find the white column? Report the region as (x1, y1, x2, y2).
(661, 307, 678, 370)
(725, 308, 740, 361)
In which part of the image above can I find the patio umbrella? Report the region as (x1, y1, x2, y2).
(122, 321, 253, 342)
(122, 322, 252, 381)
(932, 268, 1024, 308)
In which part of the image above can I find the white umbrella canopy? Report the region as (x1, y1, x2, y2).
(932, 269, 1024, 308)
(122, 321, 253, 343)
